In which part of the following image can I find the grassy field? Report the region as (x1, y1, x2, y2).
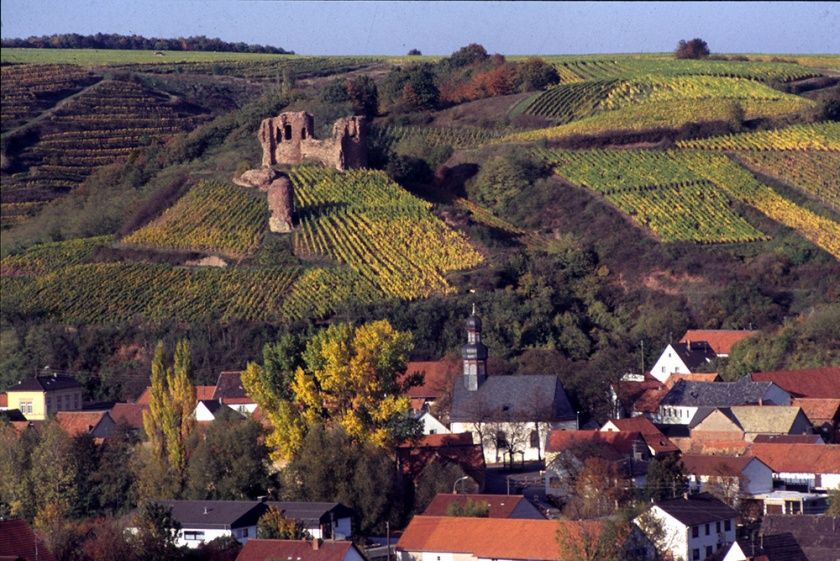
(0, 48, 378, 65)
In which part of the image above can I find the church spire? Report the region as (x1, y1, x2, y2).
(462, 308, 488, 391)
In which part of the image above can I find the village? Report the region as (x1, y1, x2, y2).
(2, 312, 839, 561)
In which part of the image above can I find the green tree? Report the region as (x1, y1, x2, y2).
(518, 57, 560, 91)
(92, 421, 139, 514)
(187, 416, 268, 500)
(467, 153, 542, 211)
(31, 421, 78, 524)
(413, 460, 469, 514)
(262, 332, 305, 401)
(644, 455, 688, 501)
(131, 500, 182, 561)
(449, 43, 489, 67)
(675, 38, 710, 59)
(256, 506, 311, 539)
(827, 488, 840, 516)
(446, 497, 490, 517)
(346, 75, 379, 116)
(0, 423, 38, 519)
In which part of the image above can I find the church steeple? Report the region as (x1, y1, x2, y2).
(462, 306, 488, 391)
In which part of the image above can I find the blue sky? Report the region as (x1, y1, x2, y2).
(1, 1, 838, 56)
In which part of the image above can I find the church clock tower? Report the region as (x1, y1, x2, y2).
(461, 306, 488, 391)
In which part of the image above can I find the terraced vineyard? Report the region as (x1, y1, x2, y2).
(280, 267, 382, 320)
(0, 235, 111, 276)
(0, 64, 99, 132)
(290, 167, 484, 299)
(372, 125, 506, 150)
(513, 80, 618, 122)
(539, 149, 765, 243)
(115, 56, 378, 80)
(677, 122, 840, 151)
(122, 181, 267, 258)
(735, 151, 840, 211)
(1, 79, 207, 223)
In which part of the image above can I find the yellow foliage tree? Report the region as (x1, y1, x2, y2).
(243, 320, 418, 463)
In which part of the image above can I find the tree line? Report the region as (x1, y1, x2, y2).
(1, 33, 293, 54)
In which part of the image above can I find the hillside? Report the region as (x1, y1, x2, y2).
(1, 48, 838, 397)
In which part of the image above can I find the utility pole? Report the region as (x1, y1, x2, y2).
(386, 521, 391, 561)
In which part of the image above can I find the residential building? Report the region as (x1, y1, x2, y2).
(54, 410, 117, 439)
(750, 367, 840, 399)
(792, 398, 840, 442)
(655, 378, 791, 426)
(679, 330, 758, 358)
(413, 410, 450, 435)
(396, 516, 649, 561)
(722, 532, 808, 561)
(754, 490, 828, 515)
(680, 454, 773, 497)
(0, 392, 7, 410)
(151, 500, 264, 547)
(600, 416, 680, 455)
(236, 539, 365, 561)
(108, 402, 148, 433)
(193, 399, 243, 423)
(403, 358, 459, 413)
(396, 433, 486, 491)
(213, 371, 258, 415)
(0, 519, 57, 561)
(422, 493, 544, 519)
(264, 502, 353, 540)
(449, 311, 576, 464)
(635, 493, 737, 561)
(5, 374, 84, 420)
(748, 443, 840, 491)
(135, 384, 216, 405)
(760, 515, 840, 561)
(690, 406, 813, 443)
(650, 342, 717, 383)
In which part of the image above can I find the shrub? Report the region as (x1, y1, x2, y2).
(675, 38, 710, 59)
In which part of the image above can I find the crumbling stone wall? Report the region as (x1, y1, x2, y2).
(233, 167, 294, 233)
(258, 111, 367, 170)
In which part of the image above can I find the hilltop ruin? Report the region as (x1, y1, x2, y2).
(258, 111, 367, 170)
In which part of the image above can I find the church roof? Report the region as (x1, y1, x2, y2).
(450, 375, 575, 423)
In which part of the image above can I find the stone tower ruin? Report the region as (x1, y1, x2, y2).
(233, 167, 295, 233)
(258, 111, 367, 170)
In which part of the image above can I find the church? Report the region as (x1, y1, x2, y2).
(449, 309, 577, 465)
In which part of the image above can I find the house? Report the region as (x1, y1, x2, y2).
(135, 384, 216, 404)
(193, 399, 243, 423)
(792, 398, 840, 442)
(753, 490, 828, 515)
(635, 493, 737, 561)
(666, 373, 723, 386)
(655, 378, 791, 426)
(235, 539, 365, 561)
(650, 341, 717, 383)
(679, 330, 758, 358)
(680, 454, 773, 497)
(544, 429, 650, 497)
(601, 417, 680, 455)
(0, 519, 57, 561)
(412, 410, 450, 435)
(690, 406, 813, 443)
(422, 493, 544, 519)
(213, 371, 258, 415)
(264, 502, 353, 540)
(760, 515, 840, 561)
(151, 500, 265, 547)
(721, 532, 808, 561)
(396, 433, 486, 491)
(5, 374, 84, 420)
(611, 372, 667, 418)
(752, 434, 824, 445)
(449, 311, 576, 464)
(748, 443, 840, 491)
(55, 410, 117, 439)
(397, 516, 620, 561)
(403, 358, 460, 413)
(0, 392, 7, 410)
(108, 402, 148, 433)
(750, 367, 840, 398)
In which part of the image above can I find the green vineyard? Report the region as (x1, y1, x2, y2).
(290, 167, 484, 299)
(371, 125, 506, 150)
(122, 181, 267, 258)
(0, 235, 111, 276)
(735, 151, 840, 212)
(676, 122, 840, 151)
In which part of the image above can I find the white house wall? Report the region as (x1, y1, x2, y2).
(742, 460, 774, 495)
(651, 345, 691, 383)
(450, 421, 572, 464)
(420, 412, 451, 435)
(175, 525, 256, 548)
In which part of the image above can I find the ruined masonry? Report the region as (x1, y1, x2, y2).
(234, 111, 367, 234)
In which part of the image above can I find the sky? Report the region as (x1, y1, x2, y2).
(1, 1, 838, 56)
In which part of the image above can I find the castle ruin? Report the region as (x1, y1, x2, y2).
(258, 111, 367, 171)
(233, 167, 294, 233)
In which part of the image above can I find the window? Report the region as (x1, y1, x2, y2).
(705, 523, 710, 535)
(692, 526, 699, 538)
(716, 521, 721, 533)
(496, 431, 508, 449)
(706, 546, 713, 558)
(301, 127, 307, 139)
(284, 125, 292, 140)
(724, 520, 731, 532)
(662, 366, 666, 373)
(530, 430, 540, 449)
(429, 429, 437, 435)
(183, 530, 205, 541)
(241, 527, 249, 537)
(692, 549, 700, 561)
(549, 476, 561, 489)
(20, 400, 33, 415)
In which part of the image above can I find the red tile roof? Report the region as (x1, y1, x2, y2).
(135, 385, 216, 404)
(422, 493, 531, 518)
(751, 367, 840, 399)
(397, 516, 601, 560)
(680, 454, 763, 476)
(399, 432, 474, 448)
(235, 539, 356, 561)
(682, 439, 752, 456)
(54, 411, 111, 438)
(396, 433, 485, 486)
(602, 418, 680, 454)
(680, 330, 759, 355)
(109, 402, 147, 430)
(665, 373, 721, 387)
(0, 519, 57, 561)
(546, 429, 641, 456)
(749, 443, 840, 474)
(403, 359, 460, 400)
(792, 398, 840, 424)
(0, 393, 6, 408)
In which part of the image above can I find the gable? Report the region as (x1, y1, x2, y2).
(693, 409, 743, 433)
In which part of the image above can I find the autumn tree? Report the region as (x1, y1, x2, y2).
(243, 320, 419, 462)
(140, 340, 196, 496)
(446, 497, 490, 517)
(564, 457, 629, 519)
(675, 38, 710, 59)
(556, 520, 629, 561)
(645, 454, 688, 501)
(257, 506, 311, 539)
(31, 421, 78, 528)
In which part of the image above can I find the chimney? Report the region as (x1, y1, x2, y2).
(203, 507, 209, 515)
(312, 538, 321, 551)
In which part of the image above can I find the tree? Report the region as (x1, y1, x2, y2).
(467, 152, 542, 211)
(449, 43, 490, 67)
(645, 455, 688, 501)
(413, 460, 471, 513)
(518, 57, 561, 91)
(446, 497, 490, 517)
(556, 520, 627, 561)
(0, 423, 37, 519)
(827, 488, 840, 516)
(31, 421, 78, 525)
(91, 421, 139, 514)
(320, 79, 350, 104)
(407, 48, 422, 56)
(346, 75, 379, 116)
(257, 506, 311, 539)
(564, 457, 629, 519)
(245, 320, 418, 462)
(187, 416, 268, 500)
(131, 500, 182, 561)
(675, 38, 710, 59)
